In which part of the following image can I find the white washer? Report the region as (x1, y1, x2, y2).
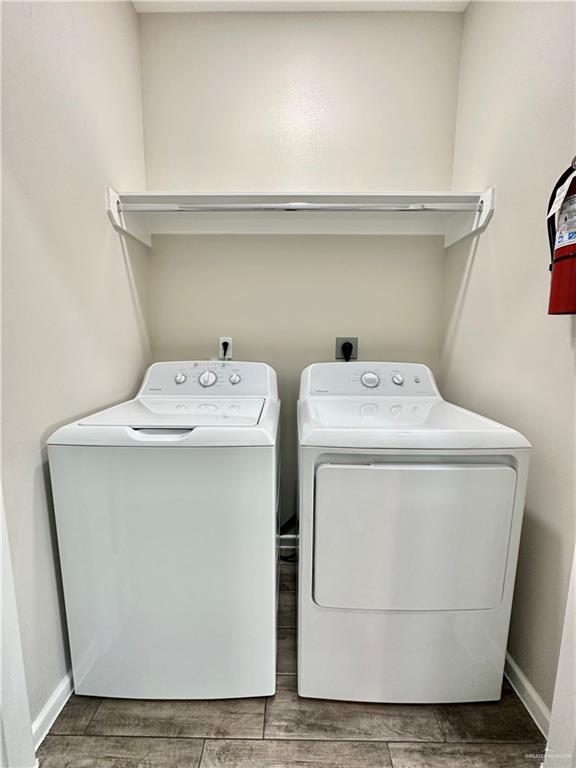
(48, 361, 279, 699)
(298, 362, 530, 703)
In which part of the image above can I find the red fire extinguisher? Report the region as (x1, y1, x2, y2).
(548, 157, 576, 314)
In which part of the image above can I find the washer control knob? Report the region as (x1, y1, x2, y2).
(199, 370, 217, 388)
(229, 373, 241, 385)
(174, 373, 187, 385)
(361, 372, 380, 388)
(392, 373, 405, 386)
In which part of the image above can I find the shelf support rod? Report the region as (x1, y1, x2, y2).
(117, 201, 483, 214)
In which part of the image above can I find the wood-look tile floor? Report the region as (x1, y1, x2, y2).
(39, 563, 545, 767)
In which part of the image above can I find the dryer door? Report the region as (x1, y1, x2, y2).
(313, 463, 516, 612)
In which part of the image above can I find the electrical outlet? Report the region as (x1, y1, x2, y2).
(219, 337, 233, 360)
(335, 337, 358, 361)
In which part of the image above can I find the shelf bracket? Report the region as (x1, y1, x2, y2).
(106, 187, 151, 247)
(444, 186, 495, 248)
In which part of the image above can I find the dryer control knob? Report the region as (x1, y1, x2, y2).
(392, 374, 405, 386)
(174, 373, 187, 385)
(361, 372, 380, 388)
(229, 373, 241, 385)
(199, 370, 217, 388)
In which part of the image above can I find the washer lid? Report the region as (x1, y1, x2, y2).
(298, 398, 531, 450)
(80, 397, 265, 429)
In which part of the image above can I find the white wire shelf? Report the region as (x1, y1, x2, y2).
(106, 187, 495, 248)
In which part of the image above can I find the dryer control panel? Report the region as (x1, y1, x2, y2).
(301, 362, 440, 398)
(139, 361, 278, 398)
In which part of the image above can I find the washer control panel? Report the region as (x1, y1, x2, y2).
(304, 362, 439, 397)
(139, 361, 275, 397)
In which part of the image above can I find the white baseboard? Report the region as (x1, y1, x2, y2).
(505, 652, 550, 738)
(31, 671, 73, 750)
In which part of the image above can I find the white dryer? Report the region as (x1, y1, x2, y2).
(298, 362, 530, 703)
(48, 361, 279, 699)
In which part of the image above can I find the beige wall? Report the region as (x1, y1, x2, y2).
(140, 12, 463, 191)
(140, 11, 463, 514)
(441, 1, 575, 709)
(2, 2, 150, 720)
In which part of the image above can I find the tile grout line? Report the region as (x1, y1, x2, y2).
(384, 741, 395, 767)
(42, 733, 546, 745)
(434, 706, 447, 744)
(83, 700, 104, 735)
(197, 737, 207, 767)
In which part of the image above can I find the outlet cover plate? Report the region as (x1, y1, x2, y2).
(335, 337, 358, 360)
(219, 337, 233, 360)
